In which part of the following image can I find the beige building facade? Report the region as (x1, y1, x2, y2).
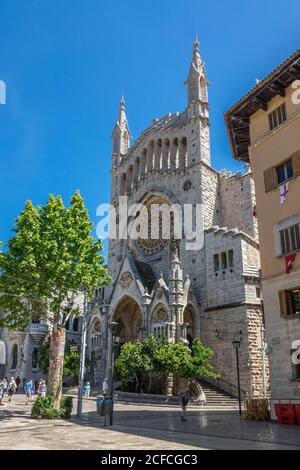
(225, 50, 300, 417)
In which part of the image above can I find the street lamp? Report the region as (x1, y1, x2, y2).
(76, 289, 90, 418)
(107, 321, 119, 426)
(232, 340, 242, 416)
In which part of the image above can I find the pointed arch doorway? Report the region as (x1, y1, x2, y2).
(183, 304, 196, 348)
(112, 296, 142, 358)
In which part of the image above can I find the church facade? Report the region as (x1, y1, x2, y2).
(90, 39, 268, 398)
(0, 40, 268, 398)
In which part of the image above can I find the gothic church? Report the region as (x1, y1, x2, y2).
(90, 39, 266, 397)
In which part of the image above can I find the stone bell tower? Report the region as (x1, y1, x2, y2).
(184, 37, 211, 166)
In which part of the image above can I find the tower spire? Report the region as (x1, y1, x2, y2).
(185, 37, 208, 106)
(112, 96, 131, 157)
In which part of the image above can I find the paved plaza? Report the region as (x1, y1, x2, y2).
(0, 394, 300, 450)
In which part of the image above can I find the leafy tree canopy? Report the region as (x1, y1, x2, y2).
(114, 335, 218, 382)
(0, 191, 111, 330)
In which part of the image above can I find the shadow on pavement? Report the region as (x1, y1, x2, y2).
(69, 405, 300, 450)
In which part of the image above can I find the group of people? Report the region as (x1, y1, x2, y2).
(0, 377, 18, 405)
(25, 379, 47, 404)
(0, 376, 47, 406)
(1, 375, 194, 422)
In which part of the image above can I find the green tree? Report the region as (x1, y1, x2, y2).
(0, 191, 110, 407)
(39, 338, 90, 385)
(114, 341, 145, 391)
(114, 335, 218, 392)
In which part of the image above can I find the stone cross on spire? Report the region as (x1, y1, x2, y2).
(112, 96, 131, 156)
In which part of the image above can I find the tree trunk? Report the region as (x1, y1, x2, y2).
(147, 372, 152, 393)
(47, 326, 66, 408)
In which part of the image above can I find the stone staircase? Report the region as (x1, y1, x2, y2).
(111, 380, 242, 410)
(65, 378, 242, 410)
(197, 379, 241, 409)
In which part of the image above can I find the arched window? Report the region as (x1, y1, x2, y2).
(32, 347, 39, 369)
(91, 319, 101, 351)
(11, 344, 18, 370)
(73, 318, 79, 332)
(65, 318, 70, 330)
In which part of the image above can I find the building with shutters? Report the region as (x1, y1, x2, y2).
(225, 49, 300, 417)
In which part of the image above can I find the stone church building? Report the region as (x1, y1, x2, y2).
(90, 39, 267, 398)
(0, 40, 267, 398)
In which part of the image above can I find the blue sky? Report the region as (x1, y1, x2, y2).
(0, 0, 299, 255)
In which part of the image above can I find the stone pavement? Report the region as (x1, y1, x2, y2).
(0, 394, 300, 450)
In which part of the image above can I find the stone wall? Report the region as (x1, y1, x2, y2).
(201, 305, 268, 398)
(219, 171, 258, 241)
(205, 228, 246, 308)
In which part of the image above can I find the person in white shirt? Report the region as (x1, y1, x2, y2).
(102, 378, 109, 395)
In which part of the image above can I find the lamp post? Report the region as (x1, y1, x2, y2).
(260, 324, 267, 399)
(232, 340, 242, 416)
(76, 289, 90, 418)
(107, 321, 119, 427)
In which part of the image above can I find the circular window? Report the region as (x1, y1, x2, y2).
(135, 195, 172, 256)
(183, 180, 192, 191)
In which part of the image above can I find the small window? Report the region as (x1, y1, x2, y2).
(276, 159, 294, 185)
(32, 347, 39, 369)
(264, 151, 300, 193)
(214, 254, 220, 272)
(280, 224, 300, 255)
(73, 318, 79, 332)
(279, 287, 300, 316)
(269, 103, 287, 131)
(65, 319, 70, 331)
(256, 287, 261, 299)
(221, 252, 227, 270)
(228, 250, 234, 268)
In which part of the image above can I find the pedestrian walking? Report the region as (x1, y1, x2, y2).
(83, 382, 91, 400)
(15, 376, 21, 393)
(0, 380, 5, 406)
(102, 378, 109, 395)
(179, 388, 189, 422)
(38, 380, 47, 398)
(2, 378, 8, 396)
(25, 379, 34, 405)
(8, 377, 17, 403)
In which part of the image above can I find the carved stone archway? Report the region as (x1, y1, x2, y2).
(112, 296, 143, 356)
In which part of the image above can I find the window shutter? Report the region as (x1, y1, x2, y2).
(279, 290, 288, 317)
(264, 167, 276, 193)
(292, 150, 300, 177)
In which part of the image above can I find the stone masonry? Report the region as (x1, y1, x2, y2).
(86, 38, 269, 398)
